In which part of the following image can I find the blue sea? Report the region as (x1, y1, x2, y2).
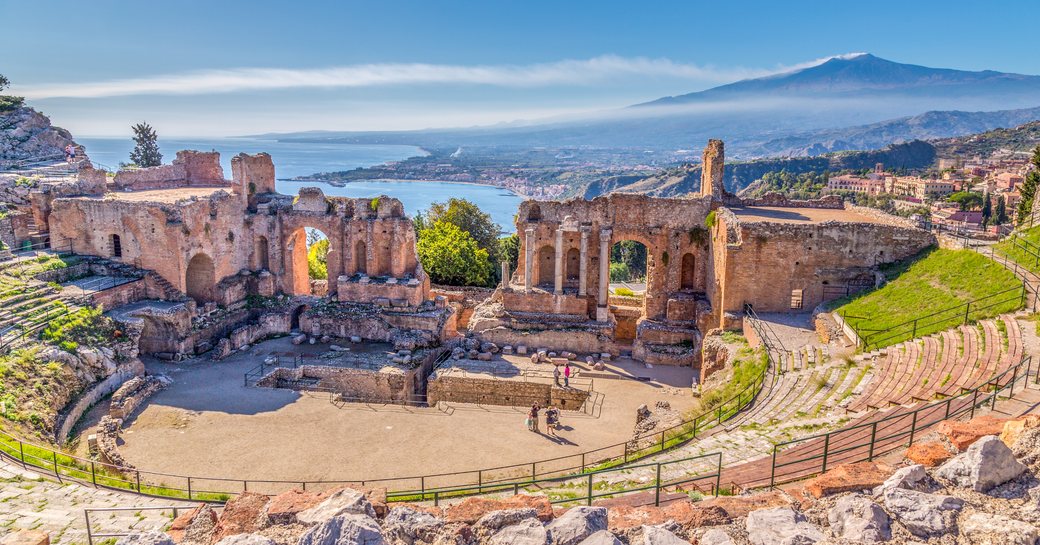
(77, 137, 524, 232)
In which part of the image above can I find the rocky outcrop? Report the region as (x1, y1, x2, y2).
(0, 106, 75, 166)
(935, 435, 1026, 492)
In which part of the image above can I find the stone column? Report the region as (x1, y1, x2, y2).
(524, 227, 535, 293)
(579, 230, 589, 296)
(500, 261, 510, 290)
(597, 229, 611, 322)
(553, 228, 564, 295)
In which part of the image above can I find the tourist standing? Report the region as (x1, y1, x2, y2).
(564, 362, 571, 388)
(553, 364, 561, 386)
(529, 404, 540, 433)
(546, 406, 559, 436)
(64, 144, 73, 163)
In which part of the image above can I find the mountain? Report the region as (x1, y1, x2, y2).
(265, 54, 1040, 158)
(743, 106, 1040, 157)
(933, 120, 1040, 158)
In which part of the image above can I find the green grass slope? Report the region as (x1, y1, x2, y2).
(837, 248, 1022, 348)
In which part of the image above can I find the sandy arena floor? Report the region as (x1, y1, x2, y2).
(87, 337, 697, 492)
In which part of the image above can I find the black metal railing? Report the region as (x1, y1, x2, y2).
(767, 355, 1036, 488)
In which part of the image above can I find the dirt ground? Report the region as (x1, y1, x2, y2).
(84, 337, 697, 493)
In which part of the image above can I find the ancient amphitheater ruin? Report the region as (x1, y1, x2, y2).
(2, 139, 1040, 545)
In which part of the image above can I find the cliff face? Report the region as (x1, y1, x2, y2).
(0, 106, 76, 166)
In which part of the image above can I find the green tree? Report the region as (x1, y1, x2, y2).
(1017, 146, 1040, 224)
(307, 238, 329, 280)
(417, 220, 492, 286)
(981, 192, 992, 227)
(611, 241, 646, 281)
(0, 74, 9, 93)
(609, 262, 631, 282)
(948, 191, 983, 211)
(415, 198, 502, 280)
(129, 122, 163, 167)
(995, 195, 1008, 225)
(498, 233, 520, 272)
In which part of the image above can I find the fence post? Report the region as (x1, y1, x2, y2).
(868, 422, 877, 461)
(581, 452, 586, 473)
(188, 477, 192, 500)
(769, 446, 777, 488)
(911, 319, 917, 339)
(91, 461, 96, 487)
(963, 302, 970, 325)
(18, 442, 24, 467)
(136, 471, 141, 493)
(971, 389, 978, 418)
(52, 451, 59, 481)
(715, 453, 722, 496)
(586, 473, 593, 506)
(821, 434, 831, 474)
(654, 463, 662, 506)
(421, 476, 425, 500)
(908, 411, 918, 446)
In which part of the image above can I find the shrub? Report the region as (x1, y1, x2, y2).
(614, 287, 636, 297)
(704, 210, 717, 228)
(40, 306, 118, 353)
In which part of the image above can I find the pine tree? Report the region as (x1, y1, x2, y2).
(981, 192, 992, 227)
(1016, 145, 1040, 225)
(129, 122, 163, 167)
(995, 195, 1008, 225)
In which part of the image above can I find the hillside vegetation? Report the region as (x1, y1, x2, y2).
(993, 225, 1040, 275)
(934, 120, 1040, 158)
(836, 248, 1022, 347)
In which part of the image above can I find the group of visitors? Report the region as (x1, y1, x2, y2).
(526, 404, 561, 436)
(552, 362, 572, 388)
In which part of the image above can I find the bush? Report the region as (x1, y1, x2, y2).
(0, 96, 24, 113)
(40, 307, 118, 353)
(614, 287, 635, 297)
(307, 238, 329, 280)
(609, 262, 630, 282)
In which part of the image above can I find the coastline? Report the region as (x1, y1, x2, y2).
(282, 176, 534, 200)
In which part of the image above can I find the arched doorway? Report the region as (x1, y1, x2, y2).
(290, 304, 308, 330)
(355, 240, 367, 275)
(254, 236, 269, 271)
(680, 253, 696, 290)
(566, 247, 580, 282)
(536, 245, 554, 288)
(288, 227, 332, 296)
(110, 234, 122, 258)
(185, 253, 215, 303)
(609, 240, 649, 342)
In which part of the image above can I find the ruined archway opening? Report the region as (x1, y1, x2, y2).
(289, 227, 332, 296)
(680, 252, 696, 291)
(185, 253, 215, 304)
(536, 245, 555, 288)
(254, 236, 269, 271)
(609, 240, 648, 342)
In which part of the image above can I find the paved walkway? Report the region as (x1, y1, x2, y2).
(0, 462, 194, 545)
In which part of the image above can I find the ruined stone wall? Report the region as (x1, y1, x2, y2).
(426, 374, 589, 410)
(113, 150, 226, 191)
(714, 213, 935, 317)
(511, 193, 713, 321)
(701, 139, 725, 198)
(740, 192, 844, 209)
(258, 365, 416, 403)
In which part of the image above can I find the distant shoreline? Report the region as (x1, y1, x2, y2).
(282, 177, 533, 200)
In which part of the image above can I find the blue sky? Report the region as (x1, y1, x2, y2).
(4, 0, 1040, 137)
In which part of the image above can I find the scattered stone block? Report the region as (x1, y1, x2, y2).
(935, 435, 1026, 492)
(937, 415, 1008, 451)
(330, 345, 349, 352)
(213, 535, 276, 545)
(477, 352, 493, 361)
(962, 512, 1039, 545)
(640, 526, 687, 545)
(904, 441, 953, 467)
(698, 529, 734, 545)
(1, 530, 50, 545)
(882, 488, 963, 538)
(212, 492, 271, 542)
(297, 488, 376, 524)
(600, 353, 611, 361)
(297, 514, 383, 545)
(803, 461, 894, 498)
(115, 533, 174, 545)
(546, 506, 607, 545)
(827, 495, 891, 543)
(490, 518, 546, 545)
(517, 345, 528, 355)
(576, 531, 622, 545)
(1001, 414, 1040, 448)
(745, 507, 823, 545)
(873, 464, 935, 496)
(502, 345, 514, 355)
(292, 334, 307, 345)
(382, 506, 444, 545)
(350, 336, 362, 343)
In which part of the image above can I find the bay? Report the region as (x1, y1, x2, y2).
(78, 137, 524, 232)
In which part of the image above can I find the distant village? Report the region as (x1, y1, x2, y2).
(824, 150, 1035, 237)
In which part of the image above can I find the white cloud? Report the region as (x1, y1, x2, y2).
(16, 54, 864, 99)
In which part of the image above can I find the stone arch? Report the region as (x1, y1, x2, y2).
(355, 240, 368, 275)
(566, 247, 580, 281)
(680, 252, 696, 290)
(291, 304, 308, 330)
(185, 252, 215, 303)
(254, 236, 269, 271)
(536, 245, 554, 287)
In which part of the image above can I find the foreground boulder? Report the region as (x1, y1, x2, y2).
(168, 504, 218, 544)
(826, 495, 891, 543)
(546, 507, 607, 545)
(803, 462, 893, 498)
(881, 487, 963, 538)
(575, 531, 621, 545)
(115, 533, 176, 545)
(935, 435, 1026, 492)
(212, 535, 277, 545)
(298, 489, 377, 524)
(904, 441, 953, 467)
(212, 493, 271, 542)
(745, 507, 823, 545)
(267, 490, 328, 525)
(961, 512, 1039, 545)
(698, 529, 734, 545)
(298, 514, 384, 545)
(473, 509, 539, 538)
(872, 464, 935, 496)
(489, 518, 548, 545)
(937, 416, 1008, 451)
(1000, 415, 1040, 448)
(382, 506, 445, 545)
(639, 526, 687, 545)
(445, 495, 554, 524)
(607, 501, 729, 540)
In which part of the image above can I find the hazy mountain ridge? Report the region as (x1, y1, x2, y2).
(262, 54, 1040, 156)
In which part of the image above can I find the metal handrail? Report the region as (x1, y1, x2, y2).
(766, 355, 1035, 488)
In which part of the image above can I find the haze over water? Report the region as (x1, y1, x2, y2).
(78, 137, 524, 232)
